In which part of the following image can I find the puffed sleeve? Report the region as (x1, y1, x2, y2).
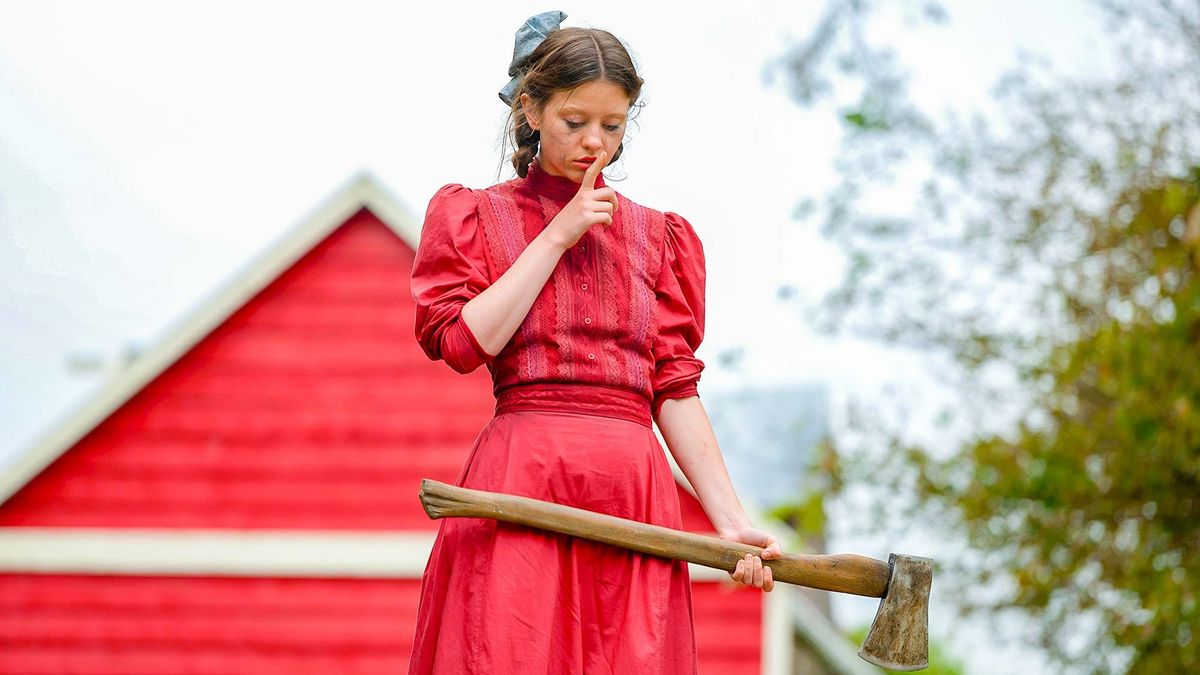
(651, 211, 707, 418)
(410, 183, 495, 374)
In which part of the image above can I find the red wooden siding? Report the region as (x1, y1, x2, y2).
(0, 209, 494, 530)
(0, 575, 418, 674)
(694, 582, 765, 673)
(0, 574, 761, 674)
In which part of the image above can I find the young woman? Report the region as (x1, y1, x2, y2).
(408, 11, 783, 674)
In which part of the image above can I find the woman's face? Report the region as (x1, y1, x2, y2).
(522, 79, 630, 183)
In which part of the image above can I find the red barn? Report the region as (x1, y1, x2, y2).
(0, 174, 870, 674)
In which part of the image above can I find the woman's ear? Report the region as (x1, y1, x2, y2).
(520, 93, 539, 131)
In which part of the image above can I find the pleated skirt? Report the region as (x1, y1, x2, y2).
(407, 383, 699, 674)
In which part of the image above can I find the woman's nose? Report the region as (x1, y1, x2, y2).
(583, 130, 602, 151)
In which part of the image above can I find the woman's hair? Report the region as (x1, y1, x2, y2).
(504, 27, 644, 178)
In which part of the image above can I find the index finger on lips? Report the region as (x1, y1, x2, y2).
(580, 150, 608, 191)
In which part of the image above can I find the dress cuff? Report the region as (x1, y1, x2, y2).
(441, 310, 495, 374)
(457, 312, 493, 363)
(652, 382, 699, 419)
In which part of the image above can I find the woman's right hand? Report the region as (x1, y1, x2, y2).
(544, 150, 619, 249)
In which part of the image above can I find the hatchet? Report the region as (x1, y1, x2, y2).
(418, 478, 933, 671)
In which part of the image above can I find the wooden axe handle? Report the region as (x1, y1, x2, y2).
(420, 478, 891, 598)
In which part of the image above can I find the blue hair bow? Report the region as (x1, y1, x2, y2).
(498, 10, 568, 106)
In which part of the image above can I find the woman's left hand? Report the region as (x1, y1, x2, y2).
(717, 526, 783, 593)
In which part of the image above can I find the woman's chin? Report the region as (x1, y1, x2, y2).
(558, 166, 584, 181)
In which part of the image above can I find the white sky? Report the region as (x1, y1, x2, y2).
(1, 2, 1110, 672)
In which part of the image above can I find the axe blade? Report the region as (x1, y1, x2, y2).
(858, 553, 933, 672)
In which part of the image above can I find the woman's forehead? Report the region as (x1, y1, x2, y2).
(548, 81, 630, 116)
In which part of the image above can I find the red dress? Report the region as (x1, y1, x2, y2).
(407, 160, 706, 674)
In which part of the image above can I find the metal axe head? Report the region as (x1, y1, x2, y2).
(858, 553, 934, 671)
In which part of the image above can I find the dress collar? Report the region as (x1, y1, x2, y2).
(523, 157, 606, 202)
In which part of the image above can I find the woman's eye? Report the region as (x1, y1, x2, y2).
(564, 121, 622, 132)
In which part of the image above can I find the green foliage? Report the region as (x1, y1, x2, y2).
(775, 1, 1200, 671)
(842, 108, 891, 132)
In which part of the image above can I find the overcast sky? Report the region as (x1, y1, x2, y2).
(1, 2, 1110, 672)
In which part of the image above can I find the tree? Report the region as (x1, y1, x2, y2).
(772, 1, 1200, 671)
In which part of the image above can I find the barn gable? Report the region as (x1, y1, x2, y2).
(1, 173, 436, 512)
(0, 205, 491, 530)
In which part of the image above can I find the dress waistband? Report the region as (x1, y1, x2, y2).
(495, 383, 653, 428)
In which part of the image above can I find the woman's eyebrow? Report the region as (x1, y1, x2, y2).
(559, 106, 627, 119)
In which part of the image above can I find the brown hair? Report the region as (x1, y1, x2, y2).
(503, 27, 644, 178)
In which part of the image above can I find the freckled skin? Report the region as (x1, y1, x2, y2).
(521, 80, 630, 181)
